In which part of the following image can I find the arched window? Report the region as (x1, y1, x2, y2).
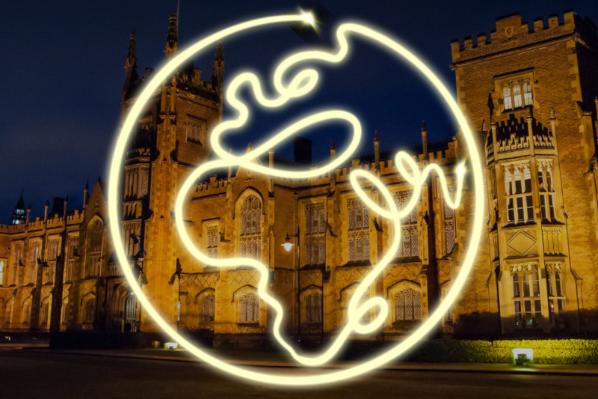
(83, 297, 95, 325)
(85, 219, 104, 277)
(523, 81, 533, 106)
(240, 195, 262, 259)
(395, 288, 421, 322)
(21, 299, 31, 326)
(303, 292, 322, 323)
(198, 290, 215, 323)
(239, 293, 259, 324)
(347, 198, 369, 262)
(395, 191, 418, 258)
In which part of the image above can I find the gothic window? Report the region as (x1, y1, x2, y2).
(186, 118, 206, 144)
(206, 224, 218, 258)
(198, 290, 215, 323)
(347, 198, 369, 262)
(39, 299, 50, 329)
(443, 195, 456, 255)
(0, 259, 5, 286)
(305, 203, 326, 265)
(523, 81, 533, 106)
(513, 83, 523, 108)
(27, 240, 41, 284)
(395, 191, 418, 258)
(240, 195, 262, 259)
(238, 293, 259, 324)
(512, 264, 541, 328)
(303, 291, 322, 323)
(504, 164, 534, 224)
(546, 263, 565, 320)
(502, 86, 513, 110)
(11, 242, 23, 285)
(538, 160, 556, 222)
(124, 295, 138, 331)
(83, 297, 95, 325)
(85, 219, 104, 277)
(395, 288, 422, 322)
(65, 237, 78, 283)
(21, 299, 31, 326)
(45, 238, 60, 284)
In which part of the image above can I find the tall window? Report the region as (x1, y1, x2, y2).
(11, 242, 23, 285)
(348, 198, 369, 262)
(198, 291, 215, 323)
(512, 264, 541, 328)
(124, 295, 138, 331)
(502, 86, 513, 110)
(546, 263, 565, 320)
(443, 195, 456, 255)
(396, 191, 418, 258)
(65, 237, 78, 282)
(538, 160, 556, 222)
(239, 293, 259, 324)
(206, 225, 218, 258)
(0, 259, 5, 286)
(83, 297, 95, 324)
(240, 195, 262, 259)
(186, 119, 206, 144)
(523, 81, 533, 106)
(39, 300, 50, 329)
(305, 203, 326, 265)
(304, 292, 322, 323)
(85, 219, 104, 277)
(504, 164, 534, 224)
(502, 79, 532, 110)
(395, 288, 422, 322)
(45, 238, 60, 284)
(27, 240, 41, 284)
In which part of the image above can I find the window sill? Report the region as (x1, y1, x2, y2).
(237, 322, 260, 328)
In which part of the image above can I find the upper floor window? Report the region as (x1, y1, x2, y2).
(240, 195, 262, 259)
(65, 237, 79, 283)
(502, 79, 533, 111)
(512, 264, 541, 328)
(538, 160, 556, 222)
(85, 219, 104, 277)
(0, 259, 5, 286)
(347, 198, 369, 262)
(396, 191, 418, 258)
(238, 293, 259, 324)
(305, 203, 326, 265)
(198, 290, 215, 323)
(206, 224, 218, 258)
(186, 118, 207, 145)
(443, 192, 456, 255)
(395, 288, 422, 322)
(504, 164, 533, 224)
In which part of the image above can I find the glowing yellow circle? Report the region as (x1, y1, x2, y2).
(107, 12, 484, 386)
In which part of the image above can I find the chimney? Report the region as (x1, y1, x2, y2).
(293, 137, 312, 164)
(43, 201, 49, 221)
(329, 143, 336, 160)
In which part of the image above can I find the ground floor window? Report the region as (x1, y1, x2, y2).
(239, 293, 259, 324)
(395, 288, 421, 322)
(512, 264, 541, 328)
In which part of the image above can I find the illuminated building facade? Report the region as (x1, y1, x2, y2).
(0, 12, 597, 345)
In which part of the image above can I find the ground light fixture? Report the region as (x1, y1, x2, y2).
(107, 10, 485, 386)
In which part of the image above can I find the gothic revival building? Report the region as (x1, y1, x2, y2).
(0, 11, 597, 345)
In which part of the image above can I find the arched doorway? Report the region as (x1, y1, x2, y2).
(123, 294, 138, 333)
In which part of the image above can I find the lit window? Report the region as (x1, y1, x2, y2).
(303, 292, 322, 323)
(305, 203, 326, 265)
(206, 225, 218, 258)
(505, 164, 534, 224)
(512, 264, 541, 328)
(239, 293, 259, 324)
(395, 191, 418, 258)
(240, 195, 262, 259)
(85, 219, 104, 277)
(513, 83, 523, 108)
(546, 263, 565, 320)
(65, 237, 78, 282)
(503, 86, 513, 110)
(347, 198, 369, 262)
(395, 288, 422, 322)
(523, 81, 533, 105)
(538, 160, 556, 222)
(0, 259, 5, 286)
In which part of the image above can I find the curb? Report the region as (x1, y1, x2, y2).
(20, 348, 598, 377)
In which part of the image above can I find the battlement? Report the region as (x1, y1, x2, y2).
(0, 209, 84, 235)
(451, 11, 598, 64)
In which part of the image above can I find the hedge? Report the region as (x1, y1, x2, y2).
(409, 339, 598, 364)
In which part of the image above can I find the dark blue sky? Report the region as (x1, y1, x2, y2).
(0, 0, 596, 222)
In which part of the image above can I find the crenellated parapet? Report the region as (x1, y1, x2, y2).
(451, 11, 598, 65)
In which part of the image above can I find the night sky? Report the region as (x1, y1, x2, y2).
(1, 0, 596, 223)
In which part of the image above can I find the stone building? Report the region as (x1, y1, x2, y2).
(0, 11, 597, 345)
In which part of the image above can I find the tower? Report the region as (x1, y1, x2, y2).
(11, 190, 26, 225)
(451, 12, 598, 334)
(119, 12, 223, 332)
